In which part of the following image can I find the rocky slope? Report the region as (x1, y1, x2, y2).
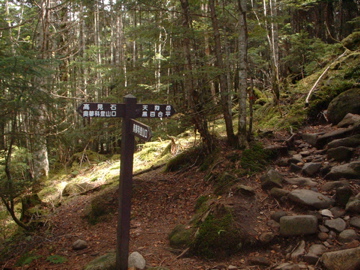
(83, 113, 360, 270)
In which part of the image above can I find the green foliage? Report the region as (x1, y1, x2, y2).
(307, 52, 360, 121)
(15, 252, 41, 266)
(282, 31, 335, 77)
(0, 147, 32, 198)
(46, 254, 68, 264)
(240, 143, 271, 174)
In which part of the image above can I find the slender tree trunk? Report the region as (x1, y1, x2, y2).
(237, 0, 248, 148)
(1, 116, 29, 230)
(179, 0, 214, 153)
(209, 0, 236, 146)
(269, 0, 280, 102)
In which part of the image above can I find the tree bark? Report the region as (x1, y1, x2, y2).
(179, 0, 215, 153)
(237, 0, 248, 148)
(209, 0, 236, 146)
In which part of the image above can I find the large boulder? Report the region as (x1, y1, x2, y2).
(327, 88, 360, 125)
(325, 161, 360, 180)
(288, 189, 334, 209)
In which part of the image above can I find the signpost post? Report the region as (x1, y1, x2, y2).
(77, 94, 175, 270)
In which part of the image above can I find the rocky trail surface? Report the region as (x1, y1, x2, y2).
(2, 113, 360, 270)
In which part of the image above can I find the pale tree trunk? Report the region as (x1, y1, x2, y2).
(30, 105, 49, 181)
(209, 0, 236, 146)
(30, 0, 51, 181)
(155, 25, 167, 92)
(259, 0, 280, 101)
(237, 0, 248, 148)
(269, 0, 280, 101)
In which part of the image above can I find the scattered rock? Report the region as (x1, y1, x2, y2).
(259, 232, 275, 243)
(321, 180, 350, 192)
(314, 121, 360, 149)
(324, 218, 347, 232)
(279, 215, 318, 236)
(260, 169, 284, 190)
(302, 133, 319, 146)
(270, 188, 289, 199)
(338, 229, 358, 243)
(288, 154, 303, 165)
(335, 186, 353, 207)
(248, 256, 272, 266)
(128, 251, 146, 270)
(327, 134, 360, 149)
(327, 146, 354, 162)
(304, 244, 327, 264)
(325, 161, 360, 180)
(271, 211, 288, 222)
(285, 177, 317, 187)
(350, 216, 360, 228)
(346, 194, 360, 213)
(72, 239, 88, 250)
(337, 113, 360, 128)
(290, 240, 305, 261)
(321, 247, 360, 270)
(302, 162, 322, 176)
(319, 209, 334, 218)
(330, 207, 346, 218)
(288, 189, 334, 209)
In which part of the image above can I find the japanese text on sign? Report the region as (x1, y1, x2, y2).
(133, 123, 148, 139)
(82, 103, 118, 118)
(141, 104, 173, 118)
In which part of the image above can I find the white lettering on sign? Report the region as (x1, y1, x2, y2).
(154, 105, 160, 111)
(150, 111, 156, 117)
(83, 111, 89, 117)
(83, 104, 90, 110)
(158, 111, 163, 118)
(133, 124, 148, 138)
(142, 111, 148, 117)
(110, 104, 117, 110)
(97, 104, 104, 110)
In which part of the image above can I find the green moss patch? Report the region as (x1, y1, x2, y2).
(189, 205, 244, 259)
(240, 143, 272, 174)
(83, 190, 116, 224)
(164, 145, 207, 172)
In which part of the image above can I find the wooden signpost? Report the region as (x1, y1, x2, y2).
(77, 94, 175, 270)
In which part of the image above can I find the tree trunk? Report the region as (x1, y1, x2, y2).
(237, 0, 248, 148)
(179, 0, 215, 153)
(209, 0, 236, 146)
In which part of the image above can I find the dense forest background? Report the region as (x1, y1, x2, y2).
(0, 0, 359, 229)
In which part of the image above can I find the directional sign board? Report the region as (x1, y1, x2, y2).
(77, 103, 175, 118)
(77, 95, 175, 270)
(135, 104, 176, 118)
(131, 119, 152, 141)
(77, 103, 125, 118)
